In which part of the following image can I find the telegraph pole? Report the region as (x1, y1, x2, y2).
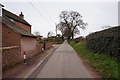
(55, 23, 57, 42)
(55, 23, 57, 37)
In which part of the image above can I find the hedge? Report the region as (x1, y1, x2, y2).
(72, 36, 84, 43)
(86, 26, 120, 61)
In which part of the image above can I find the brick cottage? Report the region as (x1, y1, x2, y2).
(1, 8, 53, 70)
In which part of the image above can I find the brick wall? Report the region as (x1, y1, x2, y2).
(2, 23, 55, 70)
(2, 34, 54, 70)
(2, 42, 43, 71)
(2, 47, 21, 70)
(21, 37, 37, 59)
(20, 38, 54, 59)
(45, 42, 53, 49)
(2, 24, 21, 47)
(14, 21, 31, 32)
(36, 44, 43, 54)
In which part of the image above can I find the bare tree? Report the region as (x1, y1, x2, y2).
(57, 22, 67, 36)
(34, 31, 40, 36)
(57, 10, 87, 40)
(47, 31, 54, 38)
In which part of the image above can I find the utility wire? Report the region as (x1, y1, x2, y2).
(37, 2, 57, 33)
(37, 2, 55, 23)
(27, 1, 56, 36)
(28, 1, 47, 21)
(28, 1, 52, 25)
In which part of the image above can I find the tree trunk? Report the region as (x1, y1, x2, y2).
(68, 36, 70, 40)
(72, 32, 74, 40)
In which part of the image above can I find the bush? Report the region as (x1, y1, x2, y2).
(86, 26, 120, 61)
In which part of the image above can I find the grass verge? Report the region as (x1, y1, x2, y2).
(68, 41, 120, 78)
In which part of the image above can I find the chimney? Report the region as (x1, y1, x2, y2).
(19, 12, 24, 19)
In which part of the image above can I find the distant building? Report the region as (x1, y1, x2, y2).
(37, 35, 43, 40)
(72, 36, 84, 43)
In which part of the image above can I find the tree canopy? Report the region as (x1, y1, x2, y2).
(57, 10, 87, 40)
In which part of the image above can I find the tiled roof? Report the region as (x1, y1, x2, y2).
(2, 8, 31, 26)
(1, 16, 36, 38)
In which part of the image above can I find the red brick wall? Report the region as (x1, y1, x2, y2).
(2, 47, 21, 70)
(2, 42, 54, 70)
(2, 24, 55, 70)
(2, 24, 21, 47)
(21, 37, 37, 59)
(36, 44, 43, 54)
(45, 42, 53, 49)
(14, 21, 31, 32)
(21, 39, 54, 59)
(2, 27, 54, 70)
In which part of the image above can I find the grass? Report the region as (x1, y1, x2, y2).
(68, 41, 120, 78)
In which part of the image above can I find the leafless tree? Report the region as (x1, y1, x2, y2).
(57, 10, 87, 40)
(47, 31, 54, 38)
(34, 31, 40, 36)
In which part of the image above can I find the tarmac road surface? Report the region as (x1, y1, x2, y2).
(35, 41, 93, 78)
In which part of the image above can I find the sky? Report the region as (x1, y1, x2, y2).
(1, 0, 119, 38)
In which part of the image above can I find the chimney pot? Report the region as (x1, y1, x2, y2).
(19, 12, 24, 19)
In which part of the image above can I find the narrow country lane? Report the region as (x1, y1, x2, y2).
(35, 41, 93, 78)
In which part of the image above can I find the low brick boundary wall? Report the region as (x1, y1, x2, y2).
(36, 43, 43, 54)
(2, 42, 55, 70)
(2, 46, 21, 70)
(45, 42, 53, 49)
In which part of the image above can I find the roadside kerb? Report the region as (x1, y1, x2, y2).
(24, 45, 60, 79)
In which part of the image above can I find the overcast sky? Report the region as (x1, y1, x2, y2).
(1, 0, 119, 37)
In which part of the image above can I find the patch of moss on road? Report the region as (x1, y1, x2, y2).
(68, 41, 120, 78)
